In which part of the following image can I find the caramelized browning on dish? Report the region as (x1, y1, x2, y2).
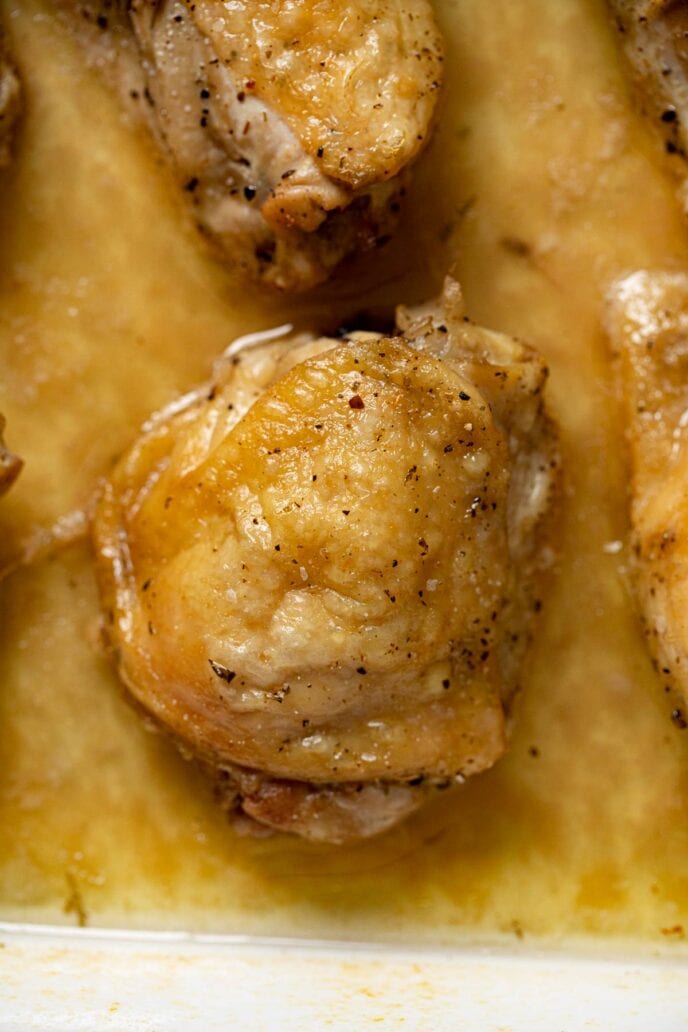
(126, 0, 443, 290)
(93, 283, 558, 842)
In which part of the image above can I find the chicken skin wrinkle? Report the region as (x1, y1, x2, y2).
(0, 35, 21, 168)
(609, 1, 688, 170)
(126, 0, 443, 291)
(93, 279, 559, 843)
(0, 415, 22, 496)
(607, 270, 688, 724)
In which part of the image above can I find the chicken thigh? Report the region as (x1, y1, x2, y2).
(93, 280, 558, 842)
(126, 0, 444, 290)
(609, 1, 688, 169)
(607, 271, 688, 726)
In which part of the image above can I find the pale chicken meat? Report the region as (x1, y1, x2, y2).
(0, 34, 20, 168)
(93, 280, 558, 843)
(609, 1, 688, 168)
(126, 0, 443, 290)
(607, 271, 688, 727)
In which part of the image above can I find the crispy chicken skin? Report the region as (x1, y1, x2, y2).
(0, 35, 21, 168)
(607, 271, 688, 725)
(126, 0, 443, 290)
(609, 1, 688, 166)
(93, 280, 558, 843)
(0, 415, 22, 497)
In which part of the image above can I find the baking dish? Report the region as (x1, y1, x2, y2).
(2, 923, 688, 1031)
(3, 2, 688, 1025)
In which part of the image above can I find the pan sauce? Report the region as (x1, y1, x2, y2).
(2, 0, 688, 943)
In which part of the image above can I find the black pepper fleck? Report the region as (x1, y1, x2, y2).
(209, 660, 236, 684)
(672, 708, 687, 729)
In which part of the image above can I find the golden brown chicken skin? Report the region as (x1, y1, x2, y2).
(607, 270, 688, 728)
(93, 281, 558, 843)
(126, 0, 443, 290)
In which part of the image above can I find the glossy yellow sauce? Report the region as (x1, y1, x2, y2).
(2, 0, 688, 945)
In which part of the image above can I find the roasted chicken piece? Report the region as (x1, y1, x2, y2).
(607, 270, 688, 726)
(93, 280, 558, 843)
(0, 34, 21, 168)
(126, 0, 443, 290)
(609, 1, 688, 168)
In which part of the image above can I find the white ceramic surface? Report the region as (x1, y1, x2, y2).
(1, 923, 688, 1031)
